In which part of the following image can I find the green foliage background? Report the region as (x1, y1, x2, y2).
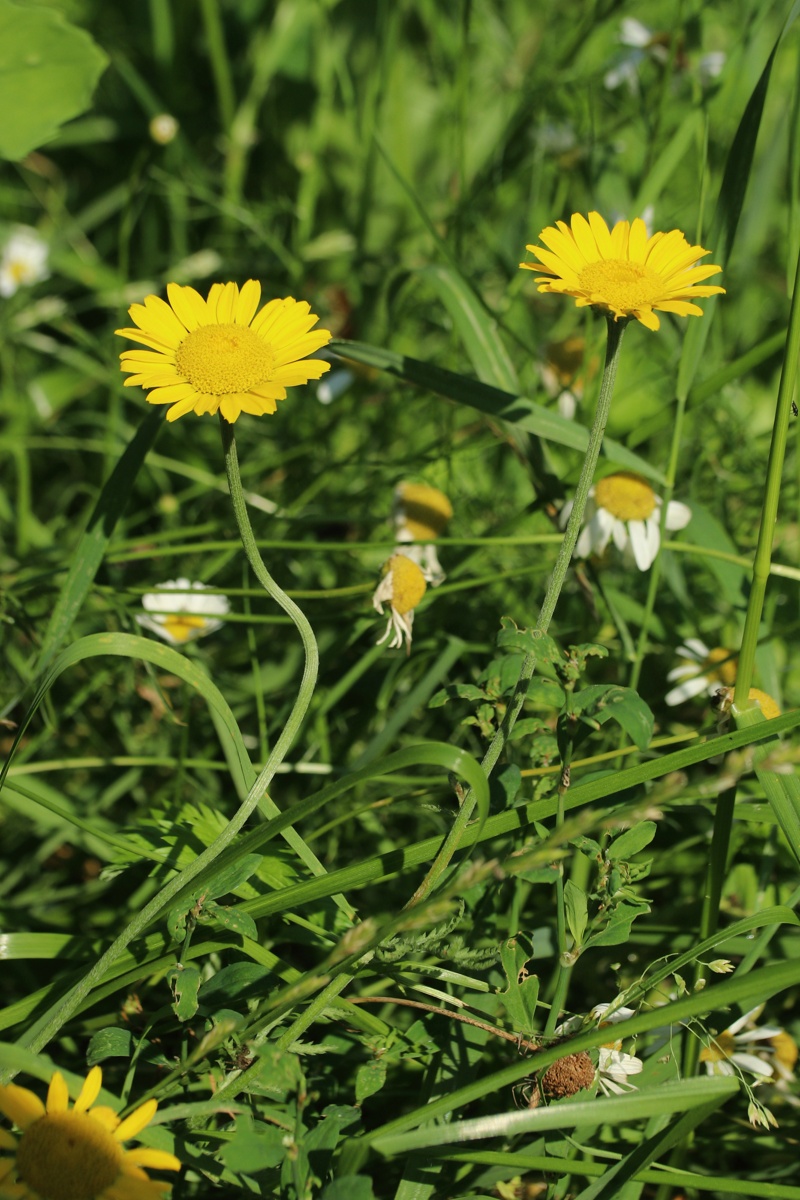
(1, 1, 800, 1198)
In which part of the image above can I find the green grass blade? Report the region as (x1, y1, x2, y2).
(331, 338, 665, 483)
(33, 409, 162, 673)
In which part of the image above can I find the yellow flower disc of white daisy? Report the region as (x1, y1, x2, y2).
(116, 279, 332, 423)
(395, 482, 454, 541)
(520, 211, 725, 330)
(0, 1066, 180, 1200)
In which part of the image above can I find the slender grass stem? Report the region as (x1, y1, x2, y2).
(734, 234, 800, 706)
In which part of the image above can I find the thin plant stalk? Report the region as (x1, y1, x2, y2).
(733, 238, 800, 708)
(407, 318, 627, 915)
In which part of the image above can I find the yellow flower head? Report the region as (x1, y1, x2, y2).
(116, 280, 332, 423)
(520, 211, 724, 331)
(0, 1065, 180, 1200)
(372, 553, 428, 652)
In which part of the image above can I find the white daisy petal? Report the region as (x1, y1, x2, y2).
(665, 500, 692, 531)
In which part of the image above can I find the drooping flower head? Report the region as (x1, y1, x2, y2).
(700, 1006, 797, 1082)
(373, 553, 428, 652)
(0, 1065, 180, 1200)
(561, 471, 691, 571)
(393, 482, 453, 587)
(520, 212, 724, 331)
(116, 280, 331, 423)
(136, 579, 229, 645)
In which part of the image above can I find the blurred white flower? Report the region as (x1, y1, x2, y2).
(149, 113, 179, 145)
(698, 52, 726, 86)
(0, 227, 49, 297)
(561, 472, 691, 572)
(665, 639, 737, 706)
(137, 578, 229, 645)
(317, 367, 354, 405)
(604, 19, 669, 92)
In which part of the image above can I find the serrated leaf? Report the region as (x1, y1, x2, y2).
(0, 0, 108, 159)
(86, 1028, 132, 1066)
(497, 618, 562, 665)
(167, 964, 201, 1021)
(607, 821, 658, 861)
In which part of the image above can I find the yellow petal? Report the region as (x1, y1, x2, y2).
(166, 283, 208, 331)
(74, 1066, 102, 1113)
(234, 279, 261, 326)
(0, 1083, 46, 1129)
(588, 211, 615, 258)
(124, 1147, 182, 1171)
(114, 1098, 158, 1143)
(46, 1072, 69, 1114)
(214, 282, 238, 324)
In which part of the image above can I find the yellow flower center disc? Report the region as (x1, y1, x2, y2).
(594, 472, 656, 521)
(770, 1031, 798, 1070)
(176, 324, 274, 394)
(703, 647, 737, 688)
(748, 687, 781, 720)
(161, 614, 209, 643)
(16, 1112, 123, 1200)
(578, 259, 663, 312)
(699, 1031, 735, 1064)
(398, 484, 453, 540)
(387, 555, 427, 615)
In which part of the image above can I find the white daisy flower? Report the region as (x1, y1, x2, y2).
(561, 472, 691, 572)
(393, 481, 452, 587)
(665, 639, 737, 706)
(137, 578, 229, 645)
(597, 1045, 644, 1095)
(603, 19, 669, 92)
(373, 554, 428, 653)
(700, 1007, 795, 1080)
(0, 226, 49, 297)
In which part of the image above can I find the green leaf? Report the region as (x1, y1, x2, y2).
(563, 880, 588, 948)
(607, 822, 657, 861)
(86, 1028, 132, 1065)
(583, 901, 650, 950)
(321, 1179, 378, 1200)
(496, 618, 562, 666)
(416, 265, 519, 391)
(166, 964, 201, 1021)
(219, 1111, 286, 1171)
(197, 898, 258, 941)
(355, 1060, 387, 1105)
(0, 0, 108, 159)
(499, 937, 539, 1034)
(570, 686, 654, 752)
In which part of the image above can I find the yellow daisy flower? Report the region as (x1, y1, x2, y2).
(0, 1066, 180, 1200)
(520, 211, 724, 331)
(116, 279, 332, 423)
(373, 553, 428, 652)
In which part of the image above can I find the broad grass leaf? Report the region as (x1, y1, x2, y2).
(0, 0, 107, 159)
(86, 1028, 132, 1065)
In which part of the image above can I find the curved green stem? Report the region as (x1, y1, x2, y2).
(10, 421, 319, 1063)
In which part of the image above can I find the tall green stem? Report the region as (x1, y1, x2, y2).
(734, 238, 800, 708)
(408, 318, 627, 913)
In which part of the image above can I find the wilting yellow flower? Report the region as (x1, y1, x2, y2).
(520, 211, 724, 331)
(0, 1065, 180, 1199)
(116, 280, 331, 423)
(561, 471, 691, 571)
(373, 553, 428, 652)
(393, 482, 453, 586)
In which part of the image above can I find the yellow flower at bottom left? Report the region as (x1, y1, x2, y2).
(0, 1066, 180, 1200)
